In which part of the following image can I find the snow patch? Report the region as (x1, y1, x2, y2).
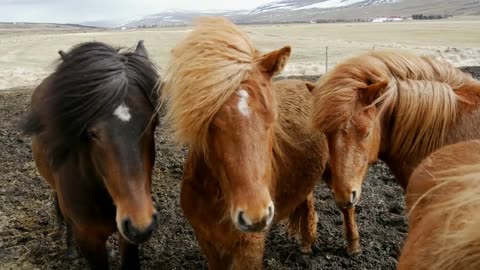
(296, 0, 366, 10)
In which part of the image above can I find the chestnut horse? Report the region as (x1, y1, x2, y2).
(20, 41, 160, 269)
(310, 50, 480, 255)
(398, 140, 480, 270)
(160, 17, 327, 269)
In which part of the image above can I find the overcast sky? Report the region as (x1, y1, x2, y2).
(0, 0, 271, 23)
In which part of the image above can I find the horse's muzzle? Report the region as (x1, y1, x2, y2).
(121, 212, 159, 244)
(233, 203, 274, 233)
(334, 189, 359, 209)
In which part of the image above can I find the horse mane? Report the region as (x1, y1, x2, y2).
(160, 17, 257, 153)
(412, 164, 480, 270)
(21, 41, 159, 169)
(311, 50, 475, 161)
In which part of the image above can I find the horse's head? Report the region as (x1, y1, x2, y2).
(83, 41, 159, 244)
(208, 46, 291, 232)
(318, 80, 388, 208)
(89, 97, 157, 245)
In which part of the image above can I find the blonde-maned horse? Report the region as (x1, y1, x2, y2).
(160, 17, 328, 269)
(398, 140, 480, 270)
(310, 50, 480, 255)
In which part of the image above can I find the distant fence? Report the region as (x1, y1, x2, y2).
(281, 44, 476, 77)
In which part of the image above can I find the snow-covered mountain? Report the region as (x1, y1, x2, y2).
(82, 0, 480, 28)
(243, 0, 479, 23)
(249, 0, 400, 14)
(122, 0, 404, 27)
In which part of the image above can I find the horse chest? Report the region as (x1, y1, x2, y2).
(56, 173, 116, 226)
(273, 147, 325, 219)
(180, 177, 248, 244)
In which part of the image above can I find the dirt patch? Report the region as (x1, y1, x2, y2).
(1, 66, 479, 269)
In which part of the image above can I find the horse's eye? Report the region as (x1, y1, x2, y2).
(364, 131, 371, 139)
(87, 129, 99, 141)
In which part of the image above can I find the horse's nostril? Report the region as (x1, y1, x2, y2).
(237, 211, 248, 228)
(267, 204, 274, 222)
(351, 190, 357, 204)
(122, 218, 132, 236)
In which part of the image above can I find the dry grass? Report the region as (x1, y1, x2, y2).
(1, 19, 480, 89)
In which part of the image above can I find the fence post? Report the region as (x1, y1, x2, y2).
(325, 46, 329, 72)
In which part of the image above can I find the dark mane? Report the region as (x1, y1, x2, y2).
(21, 41, 159, 168)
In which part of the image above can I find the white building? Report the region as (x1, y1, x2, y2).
(372, 17, 388, 22)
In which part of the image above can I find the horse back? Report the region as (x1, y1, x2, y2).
(406, 140, 480, 215)
(273, 79, 327, 157)
(400, 140, 480, 270)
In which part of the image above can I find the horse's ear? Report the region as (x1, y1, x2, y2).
(305, 81, 316, 92)
(257, 46, 291, 78)
(360, 80, 388, 104)
(58, 50, 67, 61)
(135, 40, 148, 57)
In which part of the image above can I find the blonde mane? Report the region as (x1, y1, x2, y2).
(412, 164, 480, 270)
(160, 17, 257, 152)
(312, 50, 475, 161)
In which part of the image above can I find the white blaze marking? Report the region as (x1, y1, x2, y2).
(237, 90, 250, 117)
(113, 103, 131, 122)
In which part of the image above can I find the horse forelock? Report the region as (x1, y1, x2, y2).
(45, 41, 159, 168)
(161, 17, 257, 154)
(312, 50, 474, 162)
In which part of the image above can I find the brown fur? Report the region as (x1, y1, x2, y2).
(310, 50, 480, 255)
(161, 17, 327, 269)
(24, 41, 159, 269)
(398, 140, 480, 270)
(180, 79, 327, 269)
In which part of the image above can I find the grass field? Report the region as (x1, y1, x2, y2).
(1, 19, 480, 89)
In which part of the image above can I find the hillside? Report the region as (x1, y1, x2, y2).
(94, 0, 480, 27)
(243, 0, 480, 23)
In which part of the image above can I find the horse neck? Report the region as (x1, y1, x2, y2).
(445, 81, 480, 148)
(379, 80, 480, 188)
(53, 150, 111, 208)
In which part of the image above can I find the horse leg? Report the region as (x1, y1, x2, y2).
(119, 234, 140, 270)
(299, 193, 318, 254)
(73, 228, 109, 270)
(53, 193, 78, 259)
(341, 207, 361, 256)
(63, 222, 78, 259)
(53, 192, 63, 230)
(286, 210, 301, 241)
(287, 192, 318, 254)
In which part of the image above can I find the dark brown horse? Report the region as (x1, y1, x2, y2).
(21, 41, 160, 269)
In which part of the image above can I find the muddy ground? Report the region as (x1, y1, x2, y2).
(1, 68, 479, 270)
